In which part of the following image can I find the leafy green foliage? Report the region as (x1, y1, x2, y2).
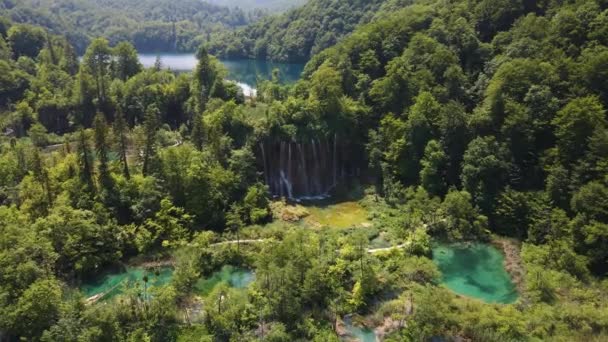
(7, 24, 45, 58)
(436, 189, 489, 240)
(2, 0, 264, 53)
(209, 0, 306, 12)
(207, 0, 389, 62)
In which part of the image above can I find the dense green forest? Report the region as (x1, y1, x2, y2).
(0, 0, 265, 53)
(207, 0, 395, 62)
(1, 0, 608, 340)
(208, 0, 307, 12)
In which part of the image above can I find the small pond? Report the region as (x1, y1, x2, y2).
(342, 317, 377, 342)
(81, 266, 173, 301)
(82, 265, 254, 302)
(432, 243, 518, 304)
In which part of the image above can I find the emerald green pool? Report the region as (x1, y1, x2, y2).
(344, 325, 376, 342)
(82, 265, 254, 301)
(81, 267, 173, 301)
(342, 317, 376, 342)
(432, 243, 518, 304)
(194, 265, 254, 296)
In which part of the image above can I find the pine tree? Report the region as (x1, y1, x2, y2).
(226, 204, 244, 255)
(30, 148, 52, 212)
(191, 113, 205, 151)
(45, 33, 57, 65)
(112, 41, 141, 81)
(93, 113, 113, 192)
(193, 46, 216, 112)
(114, 110, 130, 179)
(154, 55, 162, 71)
(142, 105, 160, 177)
(77, 128, 95, 193)
(81, 38, 112, 117)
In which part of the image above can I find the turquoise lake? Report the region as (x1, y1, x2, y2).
(81, 265, 254, 301)
(342, 316, 376, 342)
(432, 243, 518, 304)
(344, 325, 376, 342)
(81, 267, 173, 301)
(138, 53, 305, 87)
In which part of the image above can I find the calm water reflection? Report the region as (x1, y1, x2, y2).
(138, 53, 305, 88)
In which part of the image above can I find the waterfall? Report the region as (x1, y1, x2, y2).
(333, 133, 338, 187)
(257, 135, 346, 200)
(297, 143, 308, 196)
(279, 142, 285, 198)
(288, 143, 292, 187)
(318, 138, 325, 192)
(280, 170, 294, 199)
(311, 139, 321, 194)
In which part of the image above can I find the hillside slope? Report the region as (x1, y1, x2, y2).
(0, 0, 264, 53)
(207, 0, 391, 62)
(208, 0, 307, 12)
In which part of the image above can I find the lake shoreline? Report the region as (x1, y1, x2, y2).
(137, 53, 305, 84)
(491, 237, 526, 296)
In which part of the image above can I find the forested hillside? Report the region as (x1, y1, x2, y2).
(297, 0, 608, 270)
(1, 0, 608, 340)
(0, 0, 264, 53)
(208, 0, 307, 12)
(207, 0, 392, 62)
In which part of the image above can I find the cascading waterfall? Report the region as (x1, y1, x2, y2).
(257, 135, 347, 200)
(333, 133, 337, 187)
(311, 139, 320, 194)
(297, 143, 308, 196)
(288, 143, 292, 189)
(280, 170, 294, 199)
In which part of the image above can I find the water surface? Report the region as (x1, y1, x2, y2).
(81, 266, 173, 301)
(138, 53, 304, 87)
(82, 264, 254, 302)
(139, 53, 198, 71)
(220, 58, 304, 86)
(343, 317, 377, 342)
(432, 243, 518, 304)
